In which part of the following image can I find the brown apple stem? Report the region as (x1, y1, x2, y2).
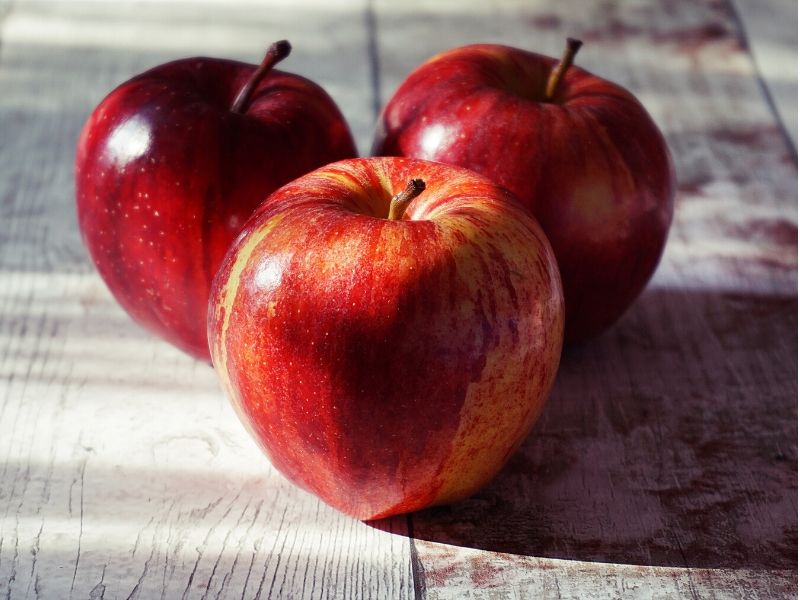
(387, 179, 426, 220)
(544, 37, 583, 101)
(231, 40, 292, 114)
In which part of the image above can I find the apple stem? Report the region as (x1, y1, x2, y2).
(387, 179, 426, 220)
(545, 38, 583, 101)
(231, 40, 292, 114)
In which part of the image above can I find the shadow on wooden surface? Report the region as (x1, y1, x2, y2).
(371, 287, 797, 570)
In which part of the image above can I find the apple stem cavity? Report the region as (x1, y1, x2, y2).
(545, 37, 583, 101)
(231, 40, 292, 114)
(387, 179, 426, 221)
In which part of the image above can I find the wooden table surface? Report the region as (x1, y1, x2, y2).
(0, 0, 796, 598)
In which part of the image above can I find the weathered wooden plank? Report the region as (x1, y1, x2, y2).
(0, 2, 414, 599)
(731, 0, 797, 149)
(408, 285, 796, 599)
(1, 0, 375, 153)
(415, 543, 796, 600)
(1, 0, 797, 598)
(372, 0, 797, 597)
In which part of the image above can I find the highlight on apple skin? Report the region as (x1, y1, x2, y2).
(76, 41, 357, 361)
(208, 156, 565, 520)
(372, 41, 676, 343)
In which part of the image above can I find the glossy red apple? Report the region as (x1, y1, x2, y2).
(76, 41, 357, 360)
(373, 40, 675, 342)
(208, 157, 564, 519)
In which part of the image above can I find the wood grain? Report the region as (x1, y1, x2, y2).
(0, 0, 797, 598)
(0, 2, 414, 599)
(730, 0, 798, 149)
(372, 0, 797, 597)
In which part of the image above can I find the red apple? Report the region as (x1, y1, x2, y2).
(208, 157, 564, 520)
(76, 41, 357, 360)
(372, 40, 675, 342)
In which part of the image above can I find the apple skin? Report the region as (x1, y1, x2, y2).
(208, 157, 564, 520)
(372, 44, 675, 342)
(76, 54, 357, 360)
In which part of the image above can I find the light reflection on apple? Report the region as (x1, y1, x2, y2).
(420, 123, 447, 157)
(253, 253, 289, 293)
(103, 114, 151, 167)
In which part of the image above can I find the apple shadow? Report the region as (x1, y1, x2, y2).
(369, 286, 797, 570)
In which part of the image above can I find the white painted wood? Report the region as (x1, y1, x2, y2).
(416, 545, 796, 600)
(0, 2, 413, 599)
(1, 0, 796, 598)
(0, 1, 375, 153)
(731, 0, 798, 149)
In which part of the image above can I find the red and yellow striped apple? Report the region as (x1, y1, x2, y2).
(373, 40, 675, 342)
(208, 157, 564, 520)
(76, 41, 357, 360)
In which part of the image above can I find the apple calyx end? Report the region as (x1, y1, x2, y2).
(387, 178, 426, 221)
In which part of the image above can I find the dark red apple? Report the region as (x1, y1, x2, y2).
(373, 40, 675, 342)
(207, 157, 564, 520)
(76, 41, 357, 360)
